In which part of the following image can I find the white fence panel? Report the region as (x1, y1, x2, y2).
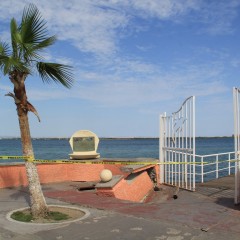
(160, 96, 196, 191)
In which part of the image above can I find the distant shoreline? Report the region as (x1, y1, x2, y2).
(0, 136, 234, 140)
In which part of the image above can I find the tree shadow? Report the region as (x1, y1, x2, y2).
(0, 165, 29, 205)
(8, 185, 31, 205)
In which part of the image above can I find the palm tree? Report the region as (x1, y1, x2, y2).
(0, 4, 74, 218)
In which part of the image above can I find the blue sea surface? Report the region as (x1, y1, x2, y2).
(195, 137, 234, 155)
(0, 138, 159, 160)
(0, 137, 234, 160)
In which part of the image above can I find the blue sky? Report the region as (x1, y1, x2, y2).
(0, 0, 240, 137)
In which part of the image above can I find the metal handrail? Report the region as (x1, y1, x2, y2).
(194, 151, 235, 183)
(195, 151, 235, 158)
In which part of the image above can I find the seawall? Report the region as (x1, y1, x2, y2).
(0, 160, 159, 189)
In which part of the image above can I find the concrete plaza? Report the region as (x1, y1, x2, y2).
(0, 175, 239, 240)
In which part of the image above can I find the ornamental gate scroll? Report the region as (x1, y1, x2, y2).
(160, 96, 196, 191)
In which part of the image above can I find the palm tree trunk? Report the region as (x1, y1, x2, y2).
(11, 70, 49, 218)
(18, 109, 49, 217)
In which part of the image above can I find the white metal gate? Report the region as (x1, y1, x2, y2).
(160, 96, 196, 191)
(233, 87, 240, 204)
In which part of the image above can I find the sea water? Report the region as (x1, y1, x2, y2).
(0, 138, 158, 160)
(0, 137, 234, 160)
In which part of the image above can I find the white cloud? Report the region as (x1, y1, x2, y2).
(191, 0, 240, 35)
(36, 0, 128, 56)
(27, 88, 70, 101)
(0, 0, 128, 56)
(21, 57, 227, 108)
(126, 0, 200, 19)
(0, 0, 238, 58)
(0, 0, 26, 22)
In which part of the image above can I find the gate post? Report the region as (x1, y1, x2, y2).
(233, 87, 240, 205)
(159, 112, 166, 184)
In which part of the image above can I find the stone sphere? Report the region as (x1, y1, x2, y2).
(100, 169, 113, 182)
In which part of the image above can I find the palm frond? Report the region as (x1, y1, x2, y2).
(18, 4, 56, 63)
(10, 18, 18, 58)
(33, 35, 57, 52)
(1, 4, 74, 85)
(0, 42, 11, 73)
(21, 4, 47, 44)
(0, 55, 29, 75)
(0, 41, 30, 74)
(25, 36, 57, 61)
(37, 62, 74, 88)
(0, 42, 10, 56)
(0, 56, 9, 74)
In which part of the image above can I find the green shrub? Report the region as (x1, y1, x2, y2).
(11, 211, 33, 222)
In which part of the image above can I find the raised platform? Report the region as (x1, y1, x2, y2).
(0, 158, 160, 202)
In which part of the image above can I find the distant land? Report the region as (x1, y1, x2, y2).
(0, 136, 234, 140)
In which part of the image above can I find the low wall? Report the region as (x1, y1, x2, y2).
(0, 163, 160, 189)
(0, 163, 105, 188)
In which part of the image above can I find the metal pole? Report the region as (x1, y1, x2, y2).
(159, 113, 166, 184)
(192, 96, 196, 191)
(185, 101, 188, 189)
(228, 153, 231, 176)
(233, 87, 240, 204)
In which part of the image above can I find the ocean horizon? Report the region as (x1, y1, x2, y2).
(0, 136, 234, 157)
(0, 136, 234, 139)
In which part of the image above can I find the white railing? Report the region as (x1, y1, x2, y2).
(195, 152, 235, 183)
(159, 150, 235, 185)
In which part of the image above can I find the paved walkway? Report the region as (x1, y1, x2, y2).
(0, 176, 240, 240)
